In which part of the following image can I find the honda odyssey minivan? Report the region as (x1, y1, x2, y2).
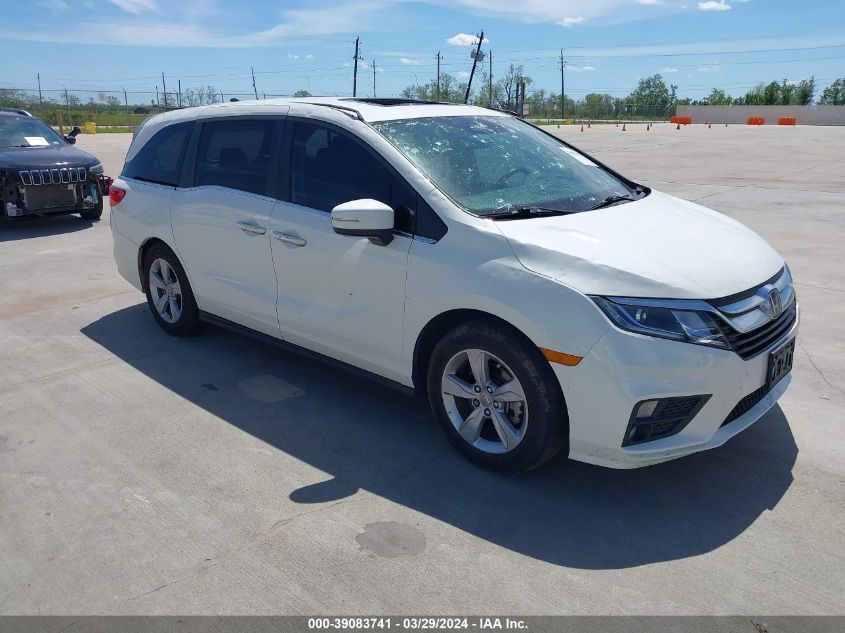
(110, 98, 797, 472)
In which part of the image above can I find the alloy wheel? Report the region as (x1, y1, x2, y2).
(148, 258, 183, 324)
(440, 348, 529, 454)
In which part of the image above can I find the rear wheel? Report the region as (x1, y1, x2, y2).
(427, 319, 568, 473)
(142, 243, 202, 337)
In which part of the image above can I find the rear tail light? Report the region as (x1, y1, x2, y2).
(109, 185, 126, 206)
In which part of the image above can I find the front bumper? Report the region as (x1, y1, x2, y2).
(554, 305, 799, 468)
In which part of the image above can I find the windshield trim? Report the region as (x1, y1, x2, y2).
(372, 113, 649, 220)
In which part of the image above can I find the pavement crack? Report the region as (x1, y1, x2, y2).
(799, 343, 845, 398)
(128, 579, 180, 601)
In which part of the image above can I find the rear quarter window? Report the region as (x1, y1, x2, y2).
(123, 121, 192, 186)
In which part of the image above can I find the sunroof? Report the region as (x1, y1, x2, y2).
(344, 98, 444, 106)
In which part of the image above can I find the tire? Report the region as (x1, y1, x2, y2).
(79, 194, 103, 221)
(142, 243, 202, 337)
(426, 318, 569, 473)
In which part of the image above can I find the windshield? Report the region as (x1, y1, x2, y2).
(0, 115, 66, 148)
(373, 115, 636, 216)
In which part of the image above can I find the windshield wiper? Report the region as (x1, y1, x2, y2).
(587, 194, 639, 211)
(490, 206, 575, 220)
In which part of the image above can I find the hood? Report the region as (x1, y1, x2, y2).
(496, 190, 784, 300)
(0, 144, 99, 170)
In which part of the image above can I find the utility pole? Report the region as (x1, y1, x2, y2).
(352, 36, 361, 97)
(37, 73, 43, 109)
(488, 50, 493, 108)
(63, 86, 69, 123)
(161, 72, 168, 108)
(251, 66, 258, 99)
(156, 85, 160, 108)
(559, 51, 566, 121)
(122, 87, 130, 131)
(435, 51, 441, 101)
(177, 79, 182, 108)
(372, 59, 377, 97)
(464, 30, 484, 104)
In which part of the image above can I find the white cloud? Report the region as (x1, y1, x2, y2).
(636, 0, 664, 4)
(400, 57, 422, 65)
(558, 17, 585, 27)
(698, 1, 731, 11)
(570, 65, 595, 72)
(457, 70, 471, 79)
(287, 53, 299, 59)
(447, 33, 484, 47)
(662, 67, 679, 73)
(305, 54, 314, 59)
(108, 0, 158, 14)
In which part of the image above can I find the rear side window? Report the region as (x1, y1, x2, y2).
(194, 119, 274, 196)
(123, 121, 191, 186)
(290, 121, 391, 212)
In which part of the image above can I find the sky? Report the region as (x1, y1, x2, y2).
(2, 0, 844, 104)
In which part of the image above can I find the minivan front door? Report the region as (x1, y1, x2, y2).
(171, 117, 283, 337)
(269, 120, 411, 383)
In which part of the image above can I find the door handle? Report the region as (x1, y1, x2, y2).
(237, 221, 267, 235)
(272, 231, 307, 247)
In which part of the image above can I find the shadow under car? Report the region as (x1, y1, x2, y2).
(81, 302, 797, 570)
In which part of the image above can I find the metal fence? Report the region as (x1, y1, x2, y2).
(2, 86, 678, 131)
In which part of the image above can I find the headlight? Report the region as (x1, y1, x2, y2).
(90, 162, 104, 174)
(591, 296, 729, 349)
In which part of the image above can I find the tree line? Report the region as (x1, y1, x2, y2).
(392, 70, 845, 117)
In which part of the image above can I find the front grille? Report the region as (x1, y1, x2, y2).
(722, 384, 771, 426)
(718, 303, 797, 360)
(19, 167, 86, 186)
(22, 185, 78, 211)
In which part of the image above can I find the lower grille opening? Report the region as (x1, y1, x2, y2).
(721, 384, 772, 427)
(623, 395, 711, 447)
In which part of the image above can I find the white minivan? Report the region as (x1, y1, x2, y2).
(110, 98, 797, 472)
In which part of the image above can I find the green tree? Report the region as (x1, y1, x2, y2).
(627, 74, 671, 107)
(494, 64, 532, 111)
(794, 76, 815, 105)
(704, 87, 732, 105)
(293, 89, 312, 97)
(400, 73, 469, 103)
(820, 78, 845, 105)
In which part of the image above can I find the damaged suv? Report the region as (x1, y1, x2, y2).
(0, 109, 110, 222)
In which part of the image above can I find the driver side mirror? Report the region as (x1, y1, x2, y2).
(65, 126, 81, 144)
(331, 199, 394, 246)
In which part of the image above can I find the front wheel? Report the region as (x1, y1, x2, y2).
(427, 319, 569, 473)
(79, 193, 103, 221)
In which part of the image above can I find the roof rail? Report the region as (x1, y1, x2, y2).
(300, 102, 365, 122)
(0, 107, 33, 116)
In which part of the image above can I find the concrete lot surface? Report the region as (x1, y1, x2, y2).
(1, 124, 843, 614)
